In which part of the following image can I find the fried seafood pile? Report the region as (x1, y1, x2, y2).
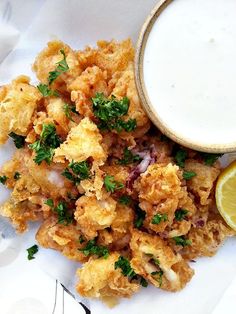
(0, 39, 234, 305)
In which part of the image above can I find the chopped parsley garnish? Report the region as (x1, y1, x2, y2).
(118, 195, 132, 205)
(151, 270, 164, 287)
(104, 175, 124, 193)
(152, 257, 160, 266)
(8, 132, 25, 149)
(63, 103, 77, 121)
(80, 239, 109, 258)
(118, 148, 142, 165)
(173, 236, 191, 247)
(48, 49, 69, 85)
(200, 153, 223, 166)
(115, 256, 136, 278)
(27, 244, 38, 260)
(92, 93, 136, 132)
(175, 149, 187, 168)
(151, 213, 168, 225)
(0, 175, 8, 185)
(183, 171, 196, 180)
(79, 235, 85, 244)
(29, 123, 61, 165)
(62, 160, 90, 184)
(14, 172, 21, 180)
(37, 83, 59, 97)
(115, 256, 148, 287)
(175, 209, 188, 221)
(134, 206, 146, 229)
(44, 199, 73, 225)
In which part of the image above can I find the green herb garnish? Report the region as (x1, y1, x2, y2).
(115, 256, 136, 278)
(118, 195, 132, 205)
(63, 103, 77, 122)
(37, 83, 59, 97)
(0, 175, 8, 185)
(118, 148, 142, 165)
(173, 236, 191, 247)
(44, 199, 73, 225)
(151, 270, 164, 287)
(175, 149, 187, 168)
(48, 49, 69, 85)
(80, 239, 109, 258)
(27, 244, 38, 260)
(29, 123, 61, 165)
(8, 132, 25, 149)
(140, 277, 148, 287)
(79, 235, 85, 244)
(151, 213, 168, 225)
(62, 160, 90, 185)
(14, 172, 21, 180)
(200, 153, 223, 166)
(104, 175, 124, 193)
(134, 206, 146, 229)
(92, 93, 136, 132)
(175, 209, 188, 221)
(183, 171, 196, 180)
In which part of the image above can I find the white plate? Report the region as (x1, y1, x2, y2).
(0, 1, 236, 314)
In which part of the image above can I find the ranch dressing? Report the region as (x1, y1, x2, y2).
(143, 0, 236, 147)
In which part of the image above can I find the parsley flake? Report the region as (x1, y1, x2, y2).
(118, 148, 142, 165)
(27, 244, 38, 260)
(79, 235, 85, 244)
(37, 83, 59, 97)
(63, 103, 78, 121)
(92, 93, 136, 132)
(151, 213, 168, 225)
(80, 239, 109, 258)
(44, 199, 73, 225)
(48, 49, 69, 85)
(173, 236, 191, 247)
(175, 149, 187, 168)
(200, 153, 223, 166)
(29, 123, 61, 165)
(104, 175, 124, 193)
(183, 171, 196, 180)
(62, 160, 90, 184)
(115, 256, 136, 278)
(8, 132, 25, 149)
(134, 206, 146, 229)
(151, 270, 164, 287)
(175, 209, 188, 221)
(14, 172, 21, 180)
(0, 175, 8, 185)
(118, 195, 132, 205)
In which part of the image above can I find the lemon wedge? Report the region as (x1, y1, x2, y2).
(216, 160, 236, 231)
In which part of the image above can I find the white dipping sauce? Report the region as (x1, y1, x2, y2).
(144, 0, 236, 147)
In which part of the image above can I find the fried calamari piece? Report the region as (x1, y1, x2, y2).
(0, 200, 41, 233)
(138, 163, 182, 233)
(184, 160, 220, 205)
(32, 40, 82, 89)
(70, 66, 108, 118)
(181, 216, 235, 259)
(54, 117, 107, 165)
(130, 230, 194, 291)
(75, 195, 117, 239)
(36, 216, 87, 262)
(76, 252, 140, 302)
(110, 63, 150, 138)
(0, 76, 41, 144)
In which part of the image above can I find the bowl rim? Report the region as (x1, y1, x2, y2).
(135, 0, 236, 153)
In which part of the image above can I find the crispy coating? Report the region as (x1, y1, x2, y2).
(36, 216, 88, 262)
(184, 160, 220, 205)
(0, 76, 41, 144)
(76, 252, 140, 300)
(54, 117, 107, 164)
(181, 216, 235, 259)
(130, 230, 194, 292)
(75, 195, 117, 239)
(138, 163, 182, 233)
